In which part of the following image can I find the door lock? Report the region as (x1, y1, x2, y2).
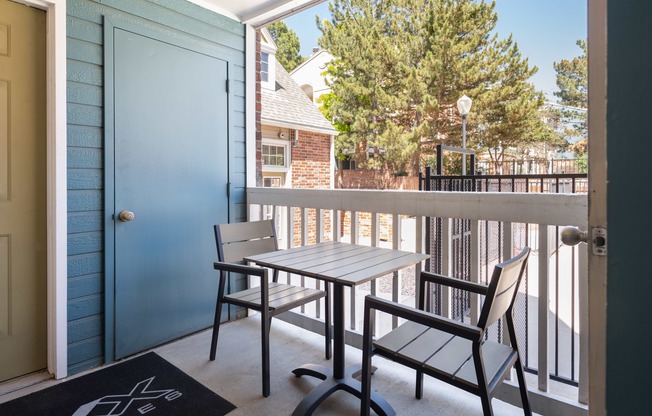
(561, 226, 607, 256)
(119, 210, 135, 222)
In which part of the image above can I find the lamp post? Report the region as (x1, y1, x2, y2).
(457, 95, 472, 175)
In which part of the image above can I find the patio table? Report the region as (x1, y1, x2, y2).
(245, 241, 428, 416)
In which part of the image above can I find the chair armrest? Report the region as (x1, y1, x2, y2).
(365, 295, 482, 341)
(421, 271, 488, 295)
(213, 261, 266, 278)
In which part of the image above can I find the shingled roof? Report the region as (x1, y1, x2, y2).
(261, 60, 337, 135)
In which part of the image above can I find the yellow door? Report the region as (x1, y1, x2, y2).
(0, 0, 47, 382)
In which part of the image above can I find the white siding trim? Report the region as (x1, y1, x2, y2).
(246, 25, 257, 187)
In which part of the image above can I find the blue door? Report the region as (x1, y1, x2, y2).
(112, 28, 229, 359)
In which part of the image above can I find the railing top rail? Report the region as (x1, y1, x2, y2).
(247, 187, 587, 227)
(426, 173, 587, 180)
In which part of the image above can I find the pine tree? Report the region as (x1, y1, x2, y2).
(553, 40, 588, 155)
(318, 0, 555, 178)
(267, 21, 306, 72)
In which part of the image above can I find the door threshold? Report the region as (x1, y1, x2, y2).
(0, 370, 53, 397)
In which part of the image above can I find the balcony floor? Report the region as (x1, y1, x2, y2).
(0, 314, 533, 415)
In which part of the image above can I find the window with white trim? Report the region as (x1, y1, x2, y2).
(261, 138, 290, 171)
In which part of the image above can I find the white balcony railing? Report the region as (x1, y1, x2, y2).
(247, 187, 588, 416)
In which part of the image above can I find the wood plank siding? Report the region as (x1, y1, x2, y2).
(66, 0, 246, 374)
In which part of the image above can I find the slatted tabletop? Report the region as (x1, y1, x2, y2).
(244, 241, 428, 287)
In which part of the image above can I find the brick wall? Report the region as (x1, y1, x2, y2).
(291, 130, 332, 245)
(338, 169, 419, 190)
(291, 130, 331, 189)
(337, 170, 418, 241)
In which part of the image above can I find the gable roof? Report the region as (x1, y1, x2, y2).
(261, 60, 337, 135)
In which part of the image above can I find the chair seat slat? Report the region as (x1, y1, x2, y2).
(225, 283, 324, 311)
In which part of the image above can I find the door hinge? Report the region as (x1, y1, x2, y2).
(226, 79, 230, 93)
(227, 182, 231, 197)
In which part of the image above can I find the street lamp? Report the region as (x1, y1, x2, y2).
(457, 95, 472, 175)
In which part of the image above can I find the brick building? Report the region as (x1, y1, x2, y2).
(258, 29, 337, 244)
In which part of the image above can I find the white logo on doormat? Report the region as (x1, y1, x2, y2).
(72, 377, 182, 416)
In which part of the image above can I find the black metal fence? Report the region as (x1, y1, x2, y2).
(476, 158, 586, 175)
(419, 167, 588, 386)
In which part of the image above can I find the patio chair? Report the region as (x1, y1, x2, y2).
(210, 220, 331, 397)
(360, 247, 532, 416)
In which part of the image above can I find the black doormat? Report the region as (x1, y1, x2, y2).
(0, 352, 236, 416)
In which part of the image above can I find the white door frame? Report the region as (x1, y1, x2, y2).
(587, 0, 607, 414)
(12, 0, 68, 379)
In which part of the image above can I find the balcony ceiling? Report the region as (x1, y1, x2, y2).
(190, 0, 326, 27)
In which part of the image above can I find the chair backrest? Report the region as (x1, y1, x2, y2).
(214, 220, 278, 263)
(477, 247, 530, 330)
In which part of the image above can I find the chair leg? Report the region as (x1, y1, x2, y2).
(415, 369, 424, 399)
(473, 343, 494, 416)
(514, 357, 532, 415)
(261, 314, 271, 397)
(209, 272, 227, 361)
(360, 305, 376, 416)
(324, 283, 332, 360)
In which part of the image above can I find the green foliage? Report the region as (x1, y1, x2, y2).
(267, 21, 306, 72)
(553, 39, 588, 155)
(318, 0, 555, 178)
(575, 153, 588, 173)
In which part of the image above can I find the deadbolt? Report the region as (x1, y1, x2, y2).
(119, 210, 135, 222)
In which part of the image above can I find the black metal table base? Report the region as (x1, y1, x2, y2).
(291, 364, 396, 416)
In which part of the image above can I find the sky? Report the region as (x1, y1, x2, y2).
(282, 0, 587, 102)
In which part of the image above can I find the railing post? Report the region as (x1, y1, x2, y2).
(371, 212, 379, 335)
(301, 207, 308, 313)
(578, 243, 589, 404)
(350, 211, 358, 330)
(333, 209, 341, 242)
(392, 213, 402, 329)
(538, 224, 550, 392)
(470, 220, 480, 326)
(286, 206, 294, 285)
(371, 213, 379, 298)
(502, 222, 514, 380)
(415, 215, 424, 309)
(441, 218, 452, 319)
(316, 209, 324, 319)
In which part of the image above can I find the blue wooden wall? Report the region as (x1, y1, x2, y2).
(66, 0, 247, 374)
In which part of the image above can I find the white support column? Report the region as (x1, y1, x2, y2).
(538, 224, 550, 392)
(470, 220, 480, 326)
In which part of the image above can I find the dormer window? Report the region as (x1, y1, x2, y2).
(261, 52, 270, 83)
(260, 28, 277, 90)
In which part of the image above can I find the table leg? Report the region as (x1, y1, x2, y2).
(291, 283, 395, 416)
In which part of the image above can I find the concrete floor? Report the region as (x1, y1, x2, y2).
(0, 314, 533, 415)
